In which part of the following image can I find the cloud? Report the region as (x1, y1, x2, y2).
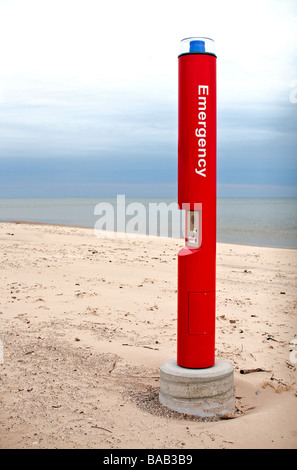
(0, 0, 296, 197)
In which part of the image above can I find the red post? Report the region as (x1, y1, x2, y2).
(177, 38, 217, 368)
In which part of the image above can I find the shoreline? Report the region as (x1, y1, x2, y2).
(1, 220, 296, 251)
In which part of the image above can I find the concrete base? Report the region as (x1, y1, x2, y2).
(159, 358, 234, 417)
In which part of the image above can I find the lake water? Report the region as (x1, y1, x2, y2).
(0, 197, 296, 249)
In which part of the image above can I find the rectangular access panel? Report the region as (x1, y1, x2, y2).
(188, 291, 215, 335)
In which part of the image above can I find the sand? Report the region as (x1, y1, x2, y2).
(0, 221, 296, 449)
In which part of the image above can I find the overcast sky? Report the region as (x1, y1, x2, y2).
(0, 0, 296, 197)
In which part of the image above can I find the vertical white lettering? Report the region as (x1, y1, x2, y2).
(195, 85, 209, 176)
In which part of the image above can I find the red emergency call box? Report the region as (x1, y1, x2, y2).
(177, 37, 217, 368)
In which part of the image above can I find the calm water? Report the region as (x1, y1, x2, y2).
(0, 197, 296, 248)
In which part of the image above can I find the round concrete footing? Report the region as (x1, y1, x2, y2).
(159, 358, 234, 418)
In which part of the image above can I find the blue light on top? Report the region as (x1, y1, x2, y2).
(189, 40, 205, 53)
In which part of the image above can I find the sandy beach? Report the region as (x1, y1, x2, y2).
(0, 221, 296, 449)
